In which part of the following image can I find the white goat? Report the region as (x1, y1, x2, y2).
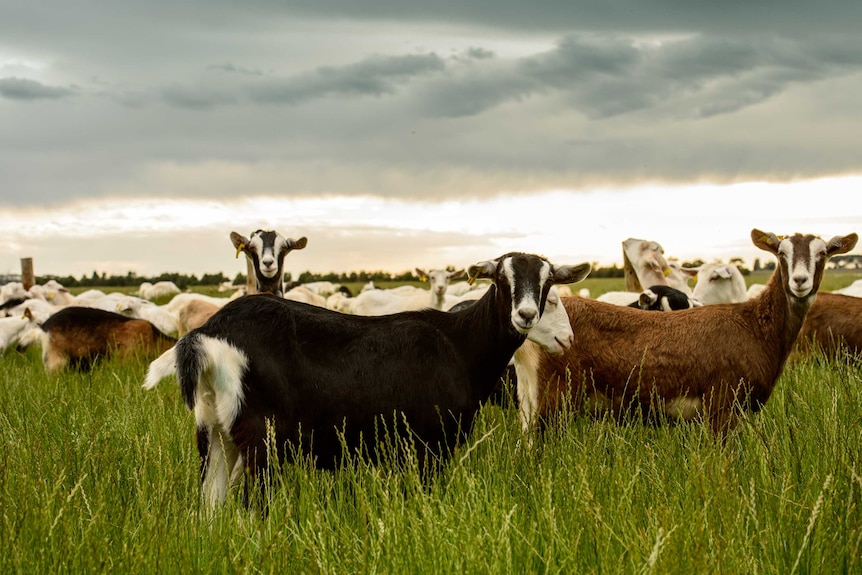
(833, 278, 862, 297)
(138, 281, 182, 301)
(0, 308, 40, 353)
(346, 268, 464, 315)
(691, 262, 747, 304)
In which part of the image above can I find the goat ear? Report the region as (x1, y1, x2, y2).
(467, 261, 496, 285)
(552, 262, 591, 285)
(288, 236, 308, 250)
(751, 229, 780, 254)
(826, 233, 858, 257)
(230, 231, 250, 258)
(448, 269, 466, 280)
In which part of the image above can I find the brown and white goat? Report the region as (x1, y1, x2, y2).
(518, 229, 857, 437)
(35, 306, 177, 372)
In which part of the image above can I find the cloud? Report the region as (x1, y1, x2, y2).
(248, 53, 447, 105)
(0, 77, 75, 100)
(161, 84, 237, 110)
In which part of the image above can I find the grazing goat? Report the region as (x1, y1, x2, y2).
(144, 252, 591, 508)
(176, 298, 222, 337)
(0, 282, 29, 307)
(0, 308, 40, 354)
(794, 292, 862, 358)
(690, 263, 747, 305)
(138, 281, 182, 301)
(344, 268, 465, 315)
(283, 285, 328, 308)
(517, 229, 857, 437)
(230, 229, 308, 296)
(35, 306, 177, 372)
(628, 285, 700, 311)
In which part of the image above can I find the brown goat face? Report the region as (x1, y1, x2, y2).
(752, 229, 858, 300)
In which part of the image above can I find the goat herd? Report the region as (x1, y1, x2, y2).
(2, 227, 860, 508)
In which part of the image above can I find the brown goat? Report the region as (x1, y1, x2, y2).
(37, 306, 177, 372)
(517, 229, 857, 437)
(794, 292, 862, 358)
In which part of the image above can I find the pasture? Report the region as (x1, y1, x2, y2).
(1, 273, 861, 573)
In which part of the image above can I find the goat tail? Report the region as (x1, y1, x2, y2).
(143, 344, 178, 391)
(166, 332, 249, 426)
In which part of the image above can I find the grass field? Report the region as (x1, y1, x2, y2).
(2, 274, 861, 574)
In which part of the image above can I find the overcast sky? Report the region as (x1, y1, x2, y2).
(2, 1, 861, 280)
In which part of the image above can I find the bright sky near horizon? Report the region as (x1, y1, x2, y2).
(2, 2, 861, 279)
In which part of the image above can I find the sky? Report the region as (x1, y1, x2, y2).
(2, 1, 861, 281)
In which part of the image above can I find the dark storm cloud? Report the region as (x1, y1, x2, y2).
(417, 33, 862, 120)
(248, 53, 447, 104)
(239, 0, 862, 35)
(0, 77, 75, 100)
(1, 0, 862, 210)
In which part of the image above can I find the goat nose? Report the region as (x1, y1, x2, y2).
(792, 274, 808, 287)
(518, 308, 538, 323)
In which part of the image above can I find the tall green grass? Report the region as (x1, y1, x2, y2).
(1, 344, 860, 574)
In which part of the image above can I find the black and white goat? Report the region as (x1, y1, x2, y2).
(628, 285, 701, 311)
(230, 229, 308, 296)
(144, 252, 591, 507)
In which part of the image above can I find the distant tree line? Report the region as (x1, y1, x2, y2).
(26, 257, 765, 289)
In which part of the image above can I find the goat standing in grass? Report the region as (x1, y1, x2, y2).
(144, 252, 591, 508)
(34, 306, 177, 372)
(517, 229, 857, 437)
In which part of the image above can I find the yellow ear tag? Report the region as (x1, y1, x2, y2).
(663, 267, 672, 277)
(419, 275, 427, 282)
(235, 243, 245, 259)
(467, 276, 476, 286)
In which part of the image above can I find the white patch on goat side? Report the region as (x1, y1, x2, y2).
(664, 396, 703, 420)
(197, 336, 249, 431)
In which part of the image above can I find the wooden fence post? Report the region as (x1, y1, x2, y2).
(21, 258, 35, 291)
